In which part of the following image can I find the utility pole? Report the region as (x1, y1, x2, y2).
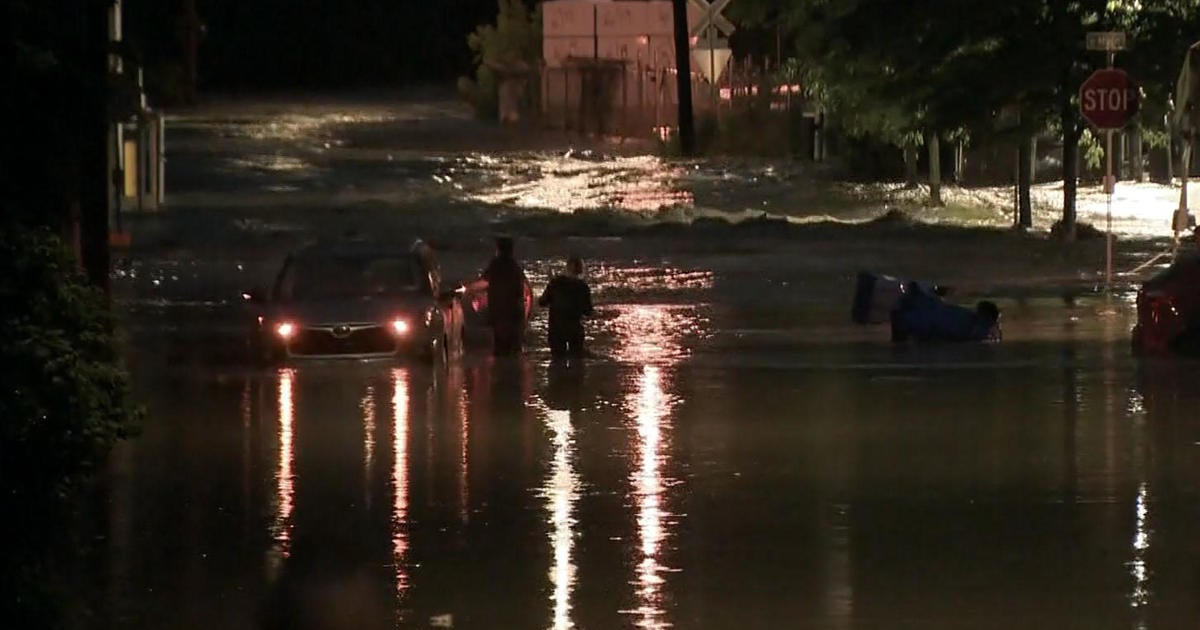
(82, 0, 113, 295)
(180, 0, 200, 103)
(671, 0, 695, 156)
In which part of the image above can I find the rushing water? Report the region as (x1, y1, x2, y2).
(75, 97, 1200, 629)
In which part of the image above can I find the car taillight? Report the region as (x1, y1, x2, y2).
(390, 318, 410, 335)
(276, 321, 296, 339)
(1145, 294, 1176, 322)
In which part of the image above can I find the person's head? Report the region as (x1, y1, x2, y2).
(976, 300, 1000, 324)
(495, 236, 514, 259)
(566, 256, 584, 277)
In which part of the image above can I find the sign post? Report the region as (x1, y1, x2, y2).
(1081, 33, 1135, 291)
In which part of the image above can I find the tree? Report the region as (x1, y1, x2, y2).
(758, 0, 1029, 206)
(746, 0, 1197, 234)
(458, 0, 543, 120)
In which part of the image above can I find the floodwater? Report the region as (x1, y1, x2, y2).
(86, 96, 1200, 629)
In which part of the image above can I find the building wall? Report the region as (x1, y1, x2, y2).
(542, 0, 711, 136)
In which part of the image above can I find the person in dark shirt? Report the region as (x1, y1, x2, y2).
(538, 256, 593, 357)
(890, 282, 1001, 343)
(468, 236, 529, 356)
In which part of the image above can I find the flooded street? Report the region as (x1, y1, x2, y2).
(91, 96, 1200, 629)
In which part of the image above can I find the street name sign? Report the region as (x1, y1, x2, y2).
(1086, 31, 1126, 52)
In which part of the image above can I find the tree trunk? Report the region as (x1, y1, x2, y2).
(1130, 129, 1144, 182)
(1061, 109, 1079, 242)
(954, 140, 964, 183)
(928, 133, 943, 206)
(903, 143, 919, 187)
(1030, 135, 1038, 183)
(1018, 134, 1033, 229)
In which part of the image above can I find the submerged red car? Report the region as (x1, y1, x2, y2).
(1132, 253, 1200, 355)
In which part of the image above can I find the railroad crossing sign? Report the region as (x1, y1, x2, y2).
(688, 0, 735, 38)
(1079, 68, 1139, 130)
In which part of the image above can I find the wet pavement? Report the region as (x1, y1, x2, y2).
(87, 96, 1200, 629)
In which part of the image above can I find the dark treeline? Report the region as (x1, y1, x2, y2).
(123, 0, 503, 95)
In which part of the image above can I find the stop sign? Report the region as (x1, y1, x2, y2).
(1079, 68, 1138, 129)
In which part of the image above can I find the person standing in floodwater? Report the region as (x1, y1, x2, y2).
(469, 236, 529, 356)
(538, 256, 593, 357)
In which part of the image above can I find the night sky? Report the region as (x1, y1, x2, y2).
(123, 0, 505, 91)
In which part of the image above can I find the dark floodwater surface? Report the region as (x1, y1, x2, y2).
(102, 342, 1200, 630)
(76, 99, 1200, 629)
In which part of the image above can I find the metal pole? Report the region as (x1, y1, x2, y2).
(1105, 50, 1115, 291)
(708, 25, 716, 116)
(1014, 147, 1019, 227)
(1178, 142, 1190, 252)
(1106, 128, 1114, 290)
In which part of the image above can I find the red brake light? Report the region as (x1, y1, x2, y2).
(276, 322, 296, 339)
(390, 318, 409, 335)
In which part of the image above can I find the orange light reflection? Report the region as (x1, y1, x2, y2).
(273, 368, 296, 558)
(608, 304, 705, 365)
(391, 369, 411, 599)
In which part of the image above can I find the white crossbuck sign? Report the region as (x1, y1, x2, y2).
(688, 0, 735, 38)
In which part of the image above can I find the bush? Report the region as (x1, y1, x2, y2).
(0, 223, 138, 503)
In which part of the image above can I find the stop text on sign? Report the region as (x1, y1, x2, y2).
(1081, 87, 1131, 112)
(1079, 68, 1138, 130)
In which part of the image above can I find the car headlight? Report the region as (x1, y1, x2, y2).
(390, 318, 410, 335)
(275, 321, 296, 339)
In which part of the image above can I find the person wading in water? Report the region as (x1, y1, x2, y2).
(538, 256, 593, 358)
(465, 236, 529, 356)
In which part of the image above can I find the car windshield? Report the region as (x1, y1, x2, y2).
(276, 254, 419, 301)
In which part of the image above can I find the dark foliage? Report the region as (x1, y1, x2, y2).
(0, 224, 139, 502)
(0, 222, 139, 628)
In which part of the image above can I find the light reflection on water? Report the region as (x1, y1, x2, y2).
(603, 304, 709, 365)
(271, 368, 296, 561)
(539, 405, 580, 630)
(1129, 482, 1152, 616)
(456, 369, 471, 526)
(464, 154, 693, 213)
(586, 265, 714, 296)
(227, 154, 316, 173)
(362, 384, 376, 506)
(626, 365, 678, 629)
(391, 368, 411, 600)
